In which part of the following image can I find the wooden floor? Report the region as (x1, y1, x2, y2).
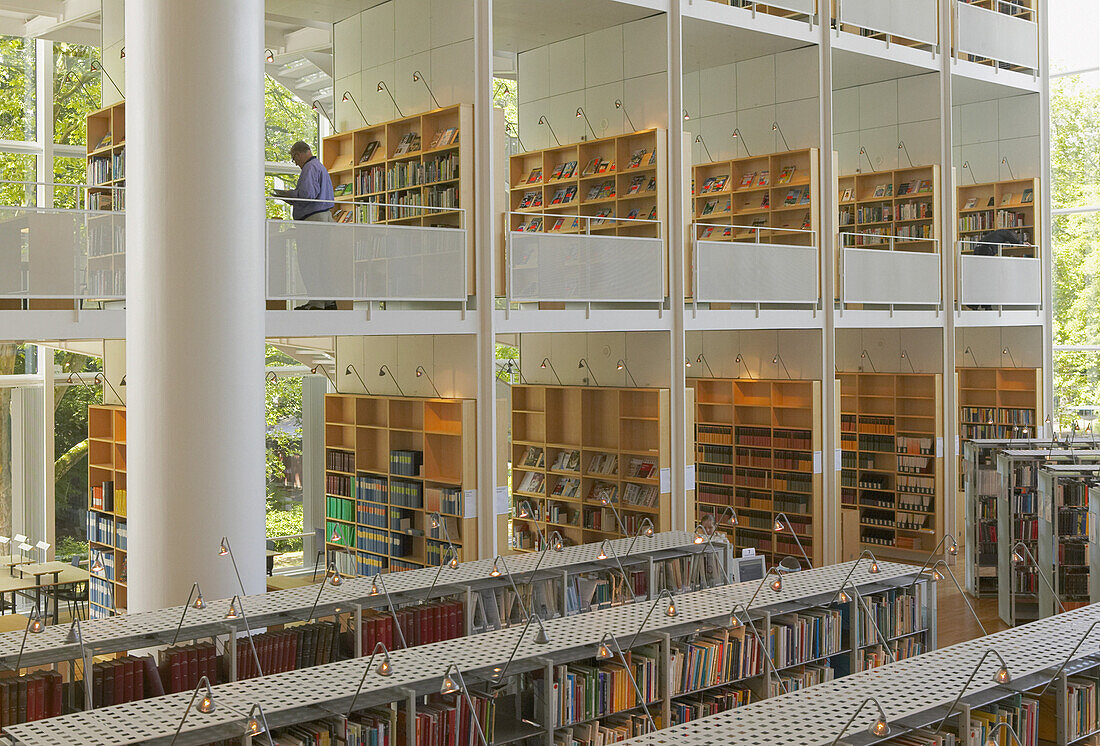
(936, 577, 1009, 648)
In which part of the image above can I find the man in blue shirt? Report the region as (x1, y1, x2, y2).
(277, 141, 336, 309)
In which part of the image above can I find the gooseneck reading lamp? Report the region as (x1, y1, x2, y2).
(412, 70, 440, 109)
(830, 697, 891, 745)
(732, 128, 751, 156)
(168, 676, 216, 745)
(440, 664, 489, 746)
(366, 573, 410, 649)
(223, 595, 264, 678)
(341, 91, 368, 125)
(1011, 541, 1067, 615)
(595, 633, 659, 731)
(728, 603, 790, 694)
(538, 115, 560, 146)
(578, 357, 599, 387)
(858, 145, 876, 173)
(773, 513, 812, 569)
(171, 582, 208, 645)
(346, 642, 394, 716)
(377, 364, 405, 395)
(614, 99, 636, 131)
(694, 134, 714, 162)
(344, 364, 372, 394)
(772, 121, 790, 151)
(415, 366, 442, 397)
(898, 140, 914, 168)
(89, 60, 121, 99)
(488, 554, 532, 622)
(539, 357, 562, 385)
(312, 100, 337, 132)
(616, 359, 638, 387)
(696, 353, 716, 378)
(908, 559, 986, 636)
(596, 539, 637, 604)
(627, 589, 678, 648)
(376, 81, 404, 117)
(575, 107, 597, 140)
(489, 611, 551, 684)
(933, 649, 1012, 734)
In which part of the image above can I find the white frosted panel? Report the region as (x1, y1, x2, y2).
(767, 0, 815, 14)
(266, 220, 466, 302)
(843, 248, 940, 305)
(957, 3, 1038, 69)
(0, 208, 125, 299)
(510, 232, 664, 302)
(840, 0, 939, 45)
(695, 241, 818, 304)
(959, 255, 1041, 306)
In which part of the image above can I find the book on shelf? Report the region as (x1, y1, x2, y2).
(624, 208, 639, 220)
(627, 175, 647, 195)
(582, 157, 602, 175)
(628, 148, 649, 168)
(525, 166, 543, 183)
(550, 188, 566, 205)
(646, 176, 656, 192)
(584, 184, 601, 200)
(964, 197, 978, 209)
(588, 453, 618, 475)
(917, 179, 932, 193)
(784, 188, 801, 206)
(700, 176, 716, 193)
(562, 185, 577, 203)
(93, 132, 112, 150)
(549, 217, 566, 232)
(598, 159, 614, 173)
(1022, 187, 1033, 202)
(549, 163, 565, 180)
(521, 445, 545, 468)
(777, 166, 796, 185)
(597, 180, 616, 199)
(1001, 192, 1013, 205)
(552, 449, 581, 472)
(841, 186, 853, 202)
(760, 192, 770, 209)
(393, 132, 421, 155)
(702, 199, 718, 216)
(560, 161, 578, 179)
(518, 190, 538, 209)
(429, 127, 458, 148)
(740, 172, 756, 188)
(872, 183, 888, 198)
(755, 171, 770, 187)
(523, 217, 542, 232)
(358, 141, 381, 163)
(801, 212, 811, 229)
(646, 205, 657, 220)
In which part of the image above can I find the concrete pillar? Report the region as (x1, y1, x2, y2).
(125, 0, 266, 611)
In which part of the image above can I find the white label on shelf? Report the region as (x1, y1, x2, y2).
(742, 547, 756, 558)
(464, 489, 477, 519)
(936, 437, 943, 457)
(660, 467, 671, 493)
(813, 451, 822, 474)
(494, 486, 510, 516)
(834, 448, 842, 471)
(685, 464, 696, 491)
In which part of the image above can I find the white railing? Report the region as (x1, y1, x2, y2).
(721, 0, 817, 17)
(957, 240, 1042, 309)
(840, 232, 941, 307)
(692, 223, 818, 305)
(507, 212, 665, 303)
(265, 196, 468, 303)
(835, 0, 939, 47)
(955, 0, 1038, 70)
(0, 204, 125, 300)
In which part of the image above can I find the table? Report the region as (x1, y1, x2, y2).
(0, 554, 32, 576)
(0, 613, 29, 633)
(17, 562, 89, 625)
(0, 574, 41, 619)
(265, 549, 280, 576)
(265, 574, 316, 592)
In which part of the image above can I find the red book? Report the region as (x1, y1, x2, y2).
(113, 660, 124, 705)
(133, 657, 144, 703)
(419, 606, 429, 646)
(124, 657, 135, 703)
(188, 647, 199, 689)
(171, 650, 183, 692)
(102, 663, 115, 708)
(48, 672, 62, 718)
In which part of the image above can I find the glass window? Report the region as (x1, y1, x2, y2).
(266, 345, 304, 571)
(53, 351, 102, 561)
(1049, 0, 1100, 76)
(1053, 210, 1100, 346)
(53, 155, 87, 209)
(1051, 73, 1100, 211)
(0, 153, 36, 206)
(53, 43, 101, 147)
(0, 36, 36, 142)
(265, 75, 317, 164)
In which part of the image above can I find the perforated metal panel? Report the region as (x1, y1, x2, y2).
(2, 560, 922, 745)
(695, 241, 818, 304)
(959, 255, 1041, 307)
(836, 0, 938, 45)
(0, 531, 710, 671)
(508, 232, 665, 302)
(843, 248, 941, 306)
(618, 604, 1100, 745)
(956, 2, 1039, 70)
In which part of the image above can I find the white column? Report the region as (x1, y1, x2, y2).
(1037, 0, 1054, 419)
(667, 0, 688, 531)
(125, 0, 266, 611)
(939, 0, 959, 545)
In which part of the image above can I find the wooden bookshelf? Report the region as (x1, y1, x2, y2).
(691, 148, 819, 244)
(86, 101, 125, 211)
(320, 103, 475, 290)
(837, 165, 940, 252)
(510, 385, 673, 550)
(688, 378, 824, 567)
(957, 367, 1041, 441)
(957, 177, 1040, 252)
(508, 128, 668, 239)
(87, 404, 127, 619)
(323, 393, 476, 575)
(839, 373, 944, 559)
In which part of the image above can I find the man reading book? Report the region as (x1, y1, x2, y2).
(275, 141, 336, 309)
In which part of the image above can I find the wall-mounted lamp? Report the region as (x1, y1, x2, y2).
(341, 91, 368, 125)
(411, 70, 440, 109)
(734, 353, 754, 380)
(860, 349, 876, 373)
(615, 359, 638, 387)
(963, 345, 979, 367)
(344, 364, 372, 395)
(772, 352, 791, 380)
(962, 160, 976, 184)
(771, 121, 790, 151)
(312, 100, 337, 132)
(505, 122, 526, 152)
(578, 358, 599, 387)
(614, 99, 636, 131)
(1001, 156, 1015, 179)
(89, 60, 122, 99)
(694, 134, 713, 162)
(119, 47, 125, 59)
(538, 357, 562, 385)
(898, 140, 913, 168)
(682, 108, 690, 121)
(415, 366, 442, 397)
(310, 364, 336, 387)
(575, 107, 596, 140)
(537, 115, 560, 147)
(93, 372, 122, 403)
(696, 353, 716, 378)
(900, 349, 915, 373)
(377, 364, 405, 396)
(731, 128, 751, 157)
(120, 374, 126, 386)
(376, 81, 404, 117)
(858, 145, 876, 173)
(1002, 345, 1017, 368)
(264, 49, 275, 63)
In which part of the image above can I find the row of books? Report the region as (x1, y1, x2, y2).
(670, 629, 763, 696)
(327, 495, 355, 523)
(326, 473, 353, 497)
(326, 447, 355, 473)
(357, 501, 386, 528)
(87, 512, 122, 547)
(897, 435, 934, 455)
(89, 575, 115, 614)
(90, 480, 120, 513)
(391, 478, 423, 508)
(425, 185, 459, 209)
(401, 695, 494, 746)
(549, 477, 581, 498)
(357, 475, 388, 505)
(518, 445, 545, 468)
(897, 200, 933, 220)
(233, 621, 339, 681)
(0, 672, 63, 728)
(356, 527, 413, 557)
(390, 449, 422, 476)
(157, 642, 217, 693)
(671, 687, 752, 725)
(552, 651, 659, 727)
(858, 589, 922, 645)
(327, 519, 354, 549)
(770, 662, 835, 696)
(767, 609, 845, 668)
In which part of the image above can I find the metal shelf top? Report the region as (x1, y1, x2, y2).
(0, 530, 714, 671)
(616, 604, 1100, 746)
(2, 559, 923, 745)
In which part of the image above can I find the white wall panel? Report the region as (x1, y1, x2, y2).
(623, 72, 669, 130)
(584, 26, 625, 88)
(833, 87, 859, 134)
(897, 120, 941, 168)
(622, 16, 667, 78)
(584, 82, 626, 139)
(334, 18, 362, 81)
(859, 125, 901, 171)
(335, 72, 365, 131)
(548, 37, 586, 96)
(858, 81, 898, 130)
(998, 95, 1039, 140)
(999, 136, 1040, 180)
(958, 100, 999, 146)
(699, 63, 737, 118)
(394, 0, 431, 58)
(519, 46, 550, 102)
(430, 0, 474, 48)
(736, 55, 776, 110)
(394, 52, 433, 114)
(775, 98, 819, 150)
(682, 71, 701, 120)
(774, 47, 817, 104)
(362, 4, 396, 66)
(737, 104, 778, 155)
(834, 131, 860, 174)
(546, 90, 589, 143)
(429, 40, 476, 108)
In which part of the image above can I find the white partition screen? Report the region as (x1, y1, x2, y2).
(509, 232, 665, 303)
(695, 241, 818, 304)
(839, 0, 939, 45)
(843, 248, 941, 305)
(762, 0, 816, 15)
(959, 255, 1041, 306)
(0, 207, 125, 299)
(956, 2, 1038, 70)
(267, 220, 467, 302)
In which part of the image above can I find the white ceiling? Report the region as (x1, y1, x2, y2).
(682, 16, 808, 73)
(831, 48, 933, 90)
(493, 0, 661, 54)
(952, 74, 1036, 104)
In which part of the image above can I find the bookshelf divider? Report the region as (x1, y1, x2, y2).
(87, 404, 128, 618)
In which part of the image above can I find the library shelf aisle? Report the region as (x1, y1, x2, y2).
(319, 103, 475, 291)
(839, 373, 944, 560)
(837, 165, 941, 251)
(689, 148, 820, 295)
(87, 404, 128, 618)
(510, 385, 686, 548)
(0, 531, 718, 676)
(323, 392, 481, 574)
(1037, 464, 1100, 614)
(957, 177, 1041, 250)
(688, 378, 825, 566)
(613, 601, 1100, 746)
(0, 559, 933, 745)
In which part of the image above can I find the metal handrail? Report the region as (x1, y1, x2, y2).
(508, 210, 662, 234)
(693, 221, 817, 241)
(955, 240, 1043, 312)
(840, 231, 941, 252)
(690, 223, 819, 307)
(957, 239, 1038, 257)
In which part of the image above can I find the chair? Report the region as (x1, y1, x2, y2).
(54, 555, 88, 622)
